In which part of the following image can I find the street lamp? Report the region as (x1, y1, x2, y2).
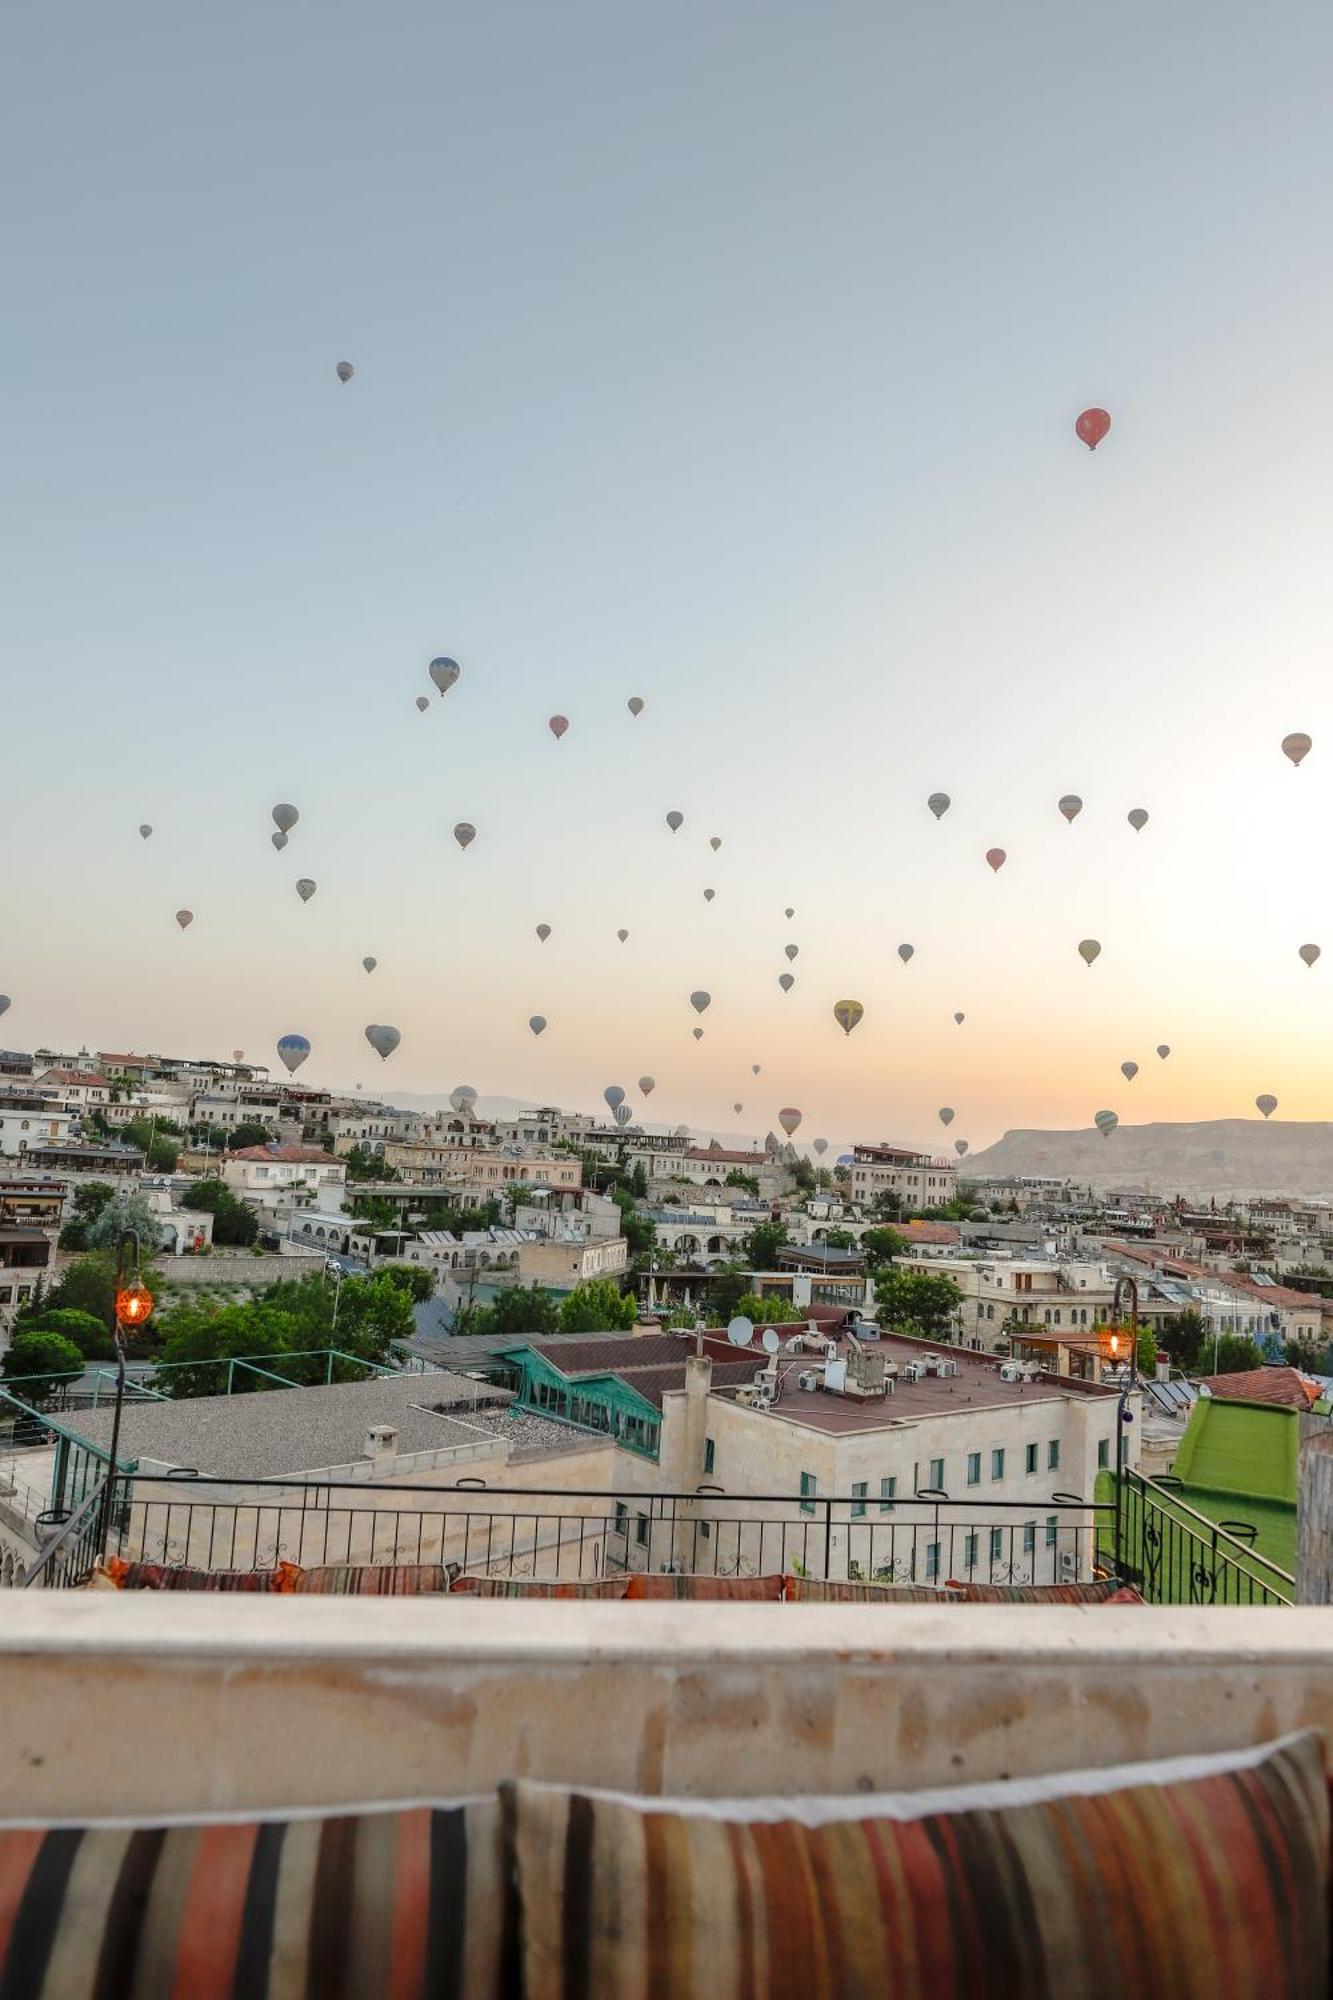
(98, 1229, 154, 1560)
(1106, 1275, 1140, 1580)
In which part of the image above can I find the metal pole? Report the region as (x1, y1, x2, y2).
(97, 1229, 139, 1562)
(1111, 1275, 1139, 1580)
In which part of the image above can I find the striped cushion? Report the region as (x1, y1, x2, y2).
(943, 1577, 1131, 1603)
(0, 1798, 507, 1998)
(622, 1573, 784, 1601)
(783, 1577, 956, 1602)
(103, 1559, 287, 1593)
(506, 1733, 1329, 1999)
(452, 1575, 630, 1599)
(292, 1563, 449, 1596)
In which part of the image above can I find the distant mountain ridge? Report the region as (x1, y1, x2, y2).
(964, 1120, 1333, 1201)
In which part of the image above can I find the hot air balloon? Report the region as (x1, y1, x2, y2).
(529, 1016, 547, 1036)
(784, 944, 799, 962)
(954, 1140, 969, 1157)
(616, 928, 629, 944)
(709, 837, 722, 852)
(1157, 1045, 1170, 1060)
(938, 1108, 955, 1127)
(1078, 939, 1102, 968)
(1127, 809, 1149, 832)
(927, 793, 950, 820)
(1094, 1110, 1118, 1137)
(778, 974, 795, 993)
(733, 1102, 743, 1114)
(1058, 795, 1083, 823)
(536, 923, 551, 942)
(362, 956, 377, 973)
(1282, 733, 1312, 768)
(627, 696, 645, 717)
(1075, 408, 1111, 450)
(778, 1108, 802, 1137)
(450, 1086, 478, 1114)
(703, 889, 715, 903)
(336, 361, 354, 383)
(954, 1012, 966, 1025)
(813, 1138, 828, 1156)
(985, 848, 1006, 873)
(232, 1050, 244, 1063)
(604, 1086, 626, 1111)
(1121, 1062, 1138, 1082)
(752, 1064, 761, 1075)
(365, 1025, 401, 1061)
(692, 1027, 704, 1041)
(277, 1034, 311, 1074)
(175, 910, 193, 930)
(665, 811, 683, 833)
(897, 944, 914, 965)
(1300, 944, 1321, 969)
(0, 998, 10, 1018)
(271, 831, 288, 851)
(639, 1076, 655, 1096)
(415, 696, 430, 713)
(429, 659, 461, 696)
(614, 1102, 633, 1126)
(833, 999, 864, 1036)
(784, 908, 795, 920)
(548, 715, 569, 740)
(272, 804, 299, 834)
(295, 879, 317, 903)
(453, 822, 476, 850)
(138, 824, 152, 840)
(690, 991, 711, 1015)
(1256, 1094, 1278, 1119)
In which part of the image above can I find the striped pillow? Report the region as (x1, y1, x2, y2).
(506, 1732, 1329, 1999)
(0, 1798, 508, 1999)
(622, 1573, 784, 1601)
(782, 1577, 956, 1602)
(103, 1559, 288, 1593)
(452, 1576, 630, 1599)
(943, 1578, 1134, 1603)
(292, 1563, 449, 1595)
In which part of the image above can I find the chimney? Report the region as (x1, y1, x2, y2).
(363, 1423, 399, 1470)
(1155, 1354, 1171, 1384)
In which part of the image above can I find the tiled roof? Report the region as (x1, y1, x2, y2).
(229, 1144, 338, 1164)
(897, 1222, 961, 1245)
(1196, 1366, 1320, 1410)
(38, 1069, 108, 1087)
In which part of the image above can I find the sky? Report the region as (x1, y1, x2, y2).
(4, 2, 1333, 1153)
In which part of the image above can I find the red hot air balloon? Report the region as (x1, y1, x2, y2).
(1075, 408, 1111, 450)
(548, 715, 569, 740)
(985, 848, 1007, 873)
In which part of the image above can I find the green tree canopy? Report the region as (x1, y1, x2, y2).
(743, 1220, 789, 1270)
(180, 1179, 258, 1245)
(874, 1269, 962, 1339)
(708, 1265, 750, 1324)
(18, 1306, 115, 1361)
(488, 1285, 560, 1339)
(1160, 1309, 1206, 1373)
(1211, 1333, 1266, 1375)
(862, 1226, 907, 1266)
(86, 1189, 164, 1253)
(21, 1252, 163, 1343)
(557, 1278, 636, 1334)
(228, 1121, 275, 1152)
(376, 1263, 434, 1304)
(733, 1292, 803, 1325)
(2, 1330, 85, 1400)
(341, 1145, 399, 1183)
(724, 1169, 761, 1197)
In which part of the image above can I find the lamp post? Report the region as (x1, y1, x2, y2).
(98, 1229, 154, 1561)
(1106, 1275, 1140, 1580)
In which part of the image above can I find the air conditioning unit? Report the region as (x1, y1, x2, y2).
(881, 1375, 896, 1396)
(756, 1364, 778, 1390)
(797, 1370, 822, 1393)
(1058, 1548, 1078, 1581)
(999, 1362, 1023, 1383)
(902, 1360, 925, 1383)
(935, 1358, 959, 1378)
(824, 1341, 839, 1361)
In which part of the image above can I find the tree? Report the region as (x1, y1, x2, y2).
(181, 1179, 258, 1246)
(743, 1221, 789, 1269)
(724, 1169, 761, 1198)
(821, 1228, 857, 1251)
(868, 1190, 904, 1222)
(708, 1265, 750, 1324)
(733, 1292, 803, 1325)
(228, 1121, 274, 1152)
(487, 1285, 560, 1339)
(791, 1158, 816, 1194)
(2, 1330, 84, 1400)
(1136, 1324, 1158, 1374)
(26, 1251, 162, 1339)
(17, 1307, 115, 1361)
(874, 1269, 962, 1339)
(1286, 1334, 1331, 1374)
(342, 1145, 399, 1183)
(862, 1226, 907, 1266)
(154, 1301, 304, 1398)
(73, 1182, 115, 1223)
(86, 1189, 165, 1254)
(348, 1194, 401, 1232)
(1160, 1309, 1206, 1374)
(262, 1271, 413, 1371)
(629, 1161, 649, 1200)
(1211, 1334, 1265, 1375)
(610, 1186, 657, 1263)
(557, 1278, 637, 1334)
(377, 1263, 434, 1304)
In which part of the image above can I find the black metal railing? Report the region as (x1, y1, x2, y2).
(21, 1482, 109, 1590)
(1106, 1469, 1293, 1606)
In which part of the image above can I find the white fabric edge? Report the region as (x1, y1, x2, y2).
(0, 1793, 495, 1833)
(512, 1728, 1325, 1825)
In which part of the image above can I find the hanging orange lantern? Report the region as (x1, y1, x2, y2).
(116, 1282, 154, 1329)
(1098, 1324, 1130, 1364)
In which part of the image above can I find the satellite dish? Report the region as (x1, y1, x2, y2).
(726, 1316, 755, 1347)
(784, 1336, 804, 1353)
(761, 1328, 780, 1355)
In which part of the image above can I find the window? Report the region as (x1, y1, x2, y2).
(635, 1513, 649, 1547)
(703, 1437, 715, 1475)
(991, 1448, 1005, 1481)
(699, 1520, 711, 1541)
(1024, 1442, 1038, 1475)
(1022, 1522, 1036, 1553)
(848, 1480, 868, 1517)
(800, 1471, 817, 1514)
(879, 1476, 897, 1513)
(928, 1457, 945, 1490)
(966, 1451, 981, 1486)
(1045, 1516, 1058, 1547)
(1098, 1437, 1110, 1469)
(963, 1532, 978, 1568)
(924, 1541, 940, 1582)
(613, 1502, 628, 1535)
(989, 1527, 1003, 1563)
(1047, 1440, 1060, 1472)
